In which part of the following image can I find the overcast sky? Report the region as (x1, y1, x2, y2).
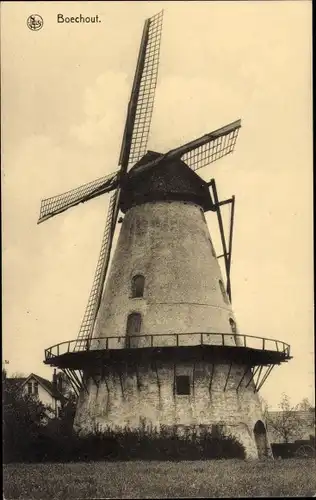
(2, 1, 313, 409)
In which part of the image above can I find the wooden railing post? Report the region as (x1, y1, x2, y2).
(57, 344, 59, 356)
(151, 335, 153, 347)
(221, 334, 224, 346)
(201, 333, 203, 345)
(263, 338, 265, 350)
(176, 334, 179, 347)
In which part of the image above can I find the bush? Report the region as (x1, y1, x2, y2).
(3, 421, 245, 463)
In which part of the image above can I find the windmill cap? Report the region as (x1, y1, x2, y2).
(120, 152, 214, 213)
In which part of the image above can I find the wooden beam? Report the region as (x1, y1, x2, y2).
(153, 359, 161, 394)
(118, 364, 125, 398)
(208, 363, 215, 394)
(227, 196, 235, 303)
(253, 365, 264, 393)
(236, 366, 251, 392)
(209, 179, 230, 300)
(256, 365, 274, 392)
(245, 365, 260, 388)
(173, 363, 176, 397)
(224, 362, 232, 392)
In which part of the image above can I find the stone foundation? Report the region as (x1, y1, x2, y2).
(74, 359, 272, 459)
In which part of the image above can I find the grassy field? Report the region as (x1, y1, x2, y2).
(3, 459, 316, 499)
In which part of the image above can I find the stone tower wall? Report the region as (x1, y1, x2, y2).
(92, 200, 240, 349)
(74, 359, 271, 459)
(74, 198, 271, 459)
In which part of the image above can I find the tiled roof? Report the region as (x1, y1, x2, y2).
(267, 410, 315, 443)
(31, 374, 65, 401)
(268, 410, 315, 426)
(5, 377, 27, 389)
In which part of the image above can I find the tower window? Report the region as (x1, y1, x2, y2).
(27, 382, 32, 394)
(126, 312, 142, 335)
(175, 375, 190, 395)
(34, 382, 39, 395)
(131, 275, 145, 298)
(229, 318, 237, 335)
(219, 280, 229, 304)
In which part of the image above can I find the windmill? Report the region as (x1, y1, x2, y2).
(41, 11, 291, 459)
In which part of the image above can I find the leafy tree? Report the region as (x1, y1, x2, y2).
(55, 371, 77, 428)
(297, 397, 315, 412)
(3, 373, 53, 461)
(266, 393, 315, 443)
(259, 395, 269, 421)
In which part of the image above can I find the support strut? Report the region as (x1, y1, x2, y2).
(209, 363, 215, 394)
(192, 361, 196, 396)
(236, 365, 251, 392)
(256, 365, 275, 392)
(224, 361, 233, 392)
(208, 179, 235, 303)
(245, 365, 261, 389)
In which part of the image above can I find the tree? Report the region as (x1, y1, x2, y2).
(259, 395, 269, 422)
(297, 397, 314, 412)
(3, 374, 53, 462)
(266, 393, 300, 443)
(265, 393, 315, 443)
(55, 371, 77, 429)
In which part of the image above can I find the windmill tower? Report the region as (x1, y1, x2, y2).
(40, 11, 291, 459)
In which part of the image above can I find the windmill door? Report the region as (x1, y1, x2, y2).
(126, 312, 142, 348)
(254, 420, 269, 459)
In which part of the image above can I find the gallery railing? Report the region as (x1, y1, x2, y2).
(44, 332, 291, 361)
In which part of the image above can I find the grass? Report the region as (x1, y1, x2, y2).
(3, 459, 316, 499)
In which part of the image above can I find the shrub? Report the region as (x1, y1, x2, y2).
(3, 421, 245, 463)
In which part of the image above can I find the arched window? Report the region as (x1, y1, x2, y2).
(229, 318, 237, 335)
(219, 279, 229, 303)
(131, 275, 145, 298)
(126, 312, 142, 335)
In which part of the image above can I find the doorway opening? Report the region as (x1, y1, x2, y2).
(126, 312, 142, 347)
(254, 420, 269, 458)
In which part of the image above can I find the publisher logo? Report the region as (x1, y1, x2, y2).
(27, 15, 44, 31)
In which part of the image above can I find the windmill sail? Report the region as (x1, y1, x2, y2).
(132, 120, 242, 177)
(73, 11, 164, 349)
(119, 10, 164, 171)
(38, 171, 119, 224)
(74, 189, 119, 351)
(180, 120, 241, 172)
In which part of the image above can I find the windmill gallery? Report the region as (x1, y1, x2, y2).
(39, 11, 291, 459)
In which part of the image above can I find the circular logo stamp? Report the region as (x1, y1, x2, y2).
(27, 15, 44, 31)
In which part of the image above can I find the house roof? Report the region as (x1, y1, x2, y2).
(5, 373, 65, 402)
(5, 377, 27, 389)
(267, 410, 315, 428)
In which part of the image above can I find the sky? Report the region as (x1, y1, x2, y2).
(1, 1, 313, 409)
